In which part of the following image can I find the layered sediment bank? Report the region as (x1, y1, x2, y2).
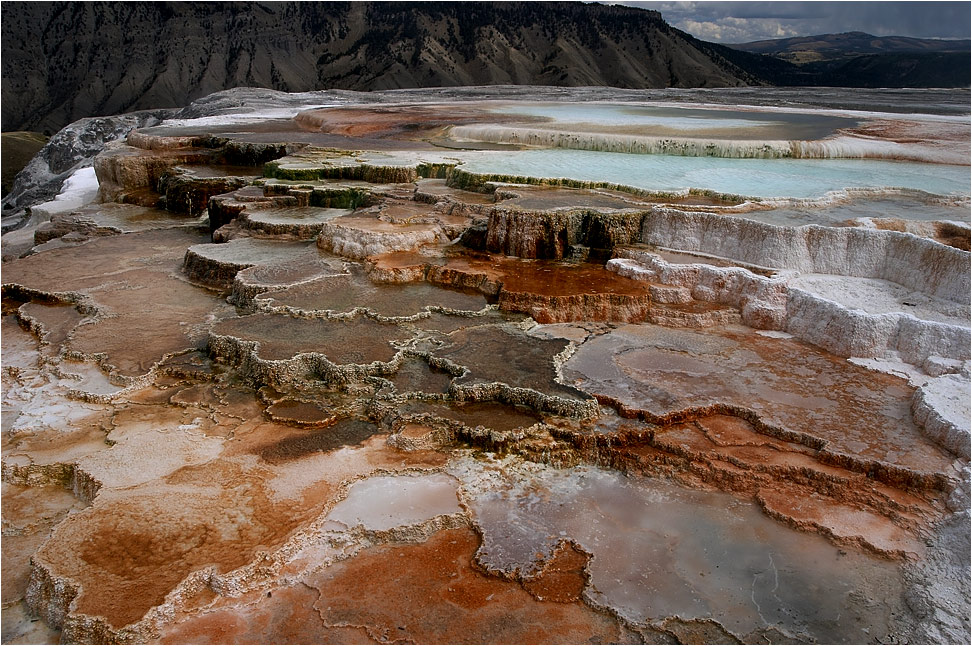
(2, 88, 969, 645)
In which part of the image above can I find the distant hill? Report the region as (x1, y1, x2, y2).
(724, 31, 970, 89)
(729, 31, 970, 64)
(793, 52, 972, 89)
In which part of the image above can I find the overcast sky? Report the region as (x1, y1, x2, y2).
(611, 2, 971, 43)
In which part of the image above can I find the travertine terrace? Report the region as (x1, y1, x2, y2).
(2, 87, 970, 644)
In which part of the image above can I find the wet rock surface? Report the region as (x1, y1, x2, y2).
(2, 89, 969, 645)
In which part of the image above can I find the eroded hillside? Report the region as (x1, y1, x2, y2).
(1, 2, 757, 134)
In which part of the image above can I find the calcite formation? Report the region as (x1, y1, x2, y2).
(1, 88, 969, 645)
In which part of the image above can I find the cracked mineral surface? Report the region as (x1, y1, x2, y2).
(2, 87, 970, 645)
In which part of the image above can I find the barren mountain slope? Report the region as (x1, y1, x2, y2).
(1, 1, 757, 133)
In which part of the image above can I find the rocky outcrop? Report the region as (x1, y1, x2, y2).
(236, 207, 352, 240)
(92, 143, 214, 205)
(4, 85, 968, 646)
(159, 174, 251, 217)
(32, 211, 129, 245)
(1, 110, 174, 233)
(264, 155, 420, 185)
(785, 289, 970, 366)
(469, 204, 971, 318)
(477, 208, 645, 260)
(208, 314, 408, 388)
(126, 131, 300, 166)
(0, 104, 308, 233)
(208, 186, 288, 235)
(92, 134, 287, 216)
(610, 251, 789, 329)
(317, 216, 454, 260)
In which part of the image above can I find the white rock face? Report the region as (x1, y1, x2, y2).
(785, 290, 971, 366)
(911, 374, 971, 459)
(609, 248, 970, 367)
(788, 274, 969, 325)
(29, 167, 100, 218)
(640, 208, 970, 303)
(609, 253, 790, 329)
(609, 204, 970, 372)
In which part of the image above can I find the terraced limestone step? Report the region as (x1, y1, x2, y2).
(182, 238, 324, 289)
(317, 213, 453, 259)
(208, 313, 409, 386)
(238, 206, 353, 239)
(648, 300, 742, 328)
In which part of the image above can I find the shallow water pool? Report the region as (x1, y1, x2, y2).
(461, 148, 970, 199)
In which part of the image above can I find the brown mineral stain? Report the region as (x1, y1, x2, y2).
(757, 486, 925, 558)
(305, 527, 632, 644)
(435, 325, 587, 402)
(158, 350, 222, 381)
(556, 410, 944, 561)
(652, 422, 719, 454)
(169, 383, 219, 407)
(263, 270, 487, 318)
(660, 617, 742, 645)
(367, 249, 432, 272)
(398, 423, 438, 440)
(398, 400, 542, 433)
(521, 541, 590, 603)
(389, 357, 454, 394)
(67, 271, 231, 377)
(436, 251, 650, 298)
(295, 104, 527, 140)
(935, 220, 971, 251)
(259, 419, 380, 464)
(159, 585, 375, 644)
(1, 229, 210, 292)
(574, 324, 957, 478)
(696, 414, 786, 448)
(1, 484, 81, 608)
(213, 314, 404, 364)
(17, 302, 84, 349)
(36, 449, 376, 630)
(265, 399, 338, 427)
(429, 252, 652, 322)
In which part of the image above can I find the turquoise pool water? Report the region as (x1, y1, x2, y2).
(461, 148, 970, 199)
(488, 102, 859, 140)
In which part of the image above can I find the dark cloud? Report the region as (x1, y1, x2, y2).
(612, 2, 971, 42)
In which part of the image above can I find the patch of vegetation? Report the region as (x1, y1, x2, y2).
(2, 131, 48, 196)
